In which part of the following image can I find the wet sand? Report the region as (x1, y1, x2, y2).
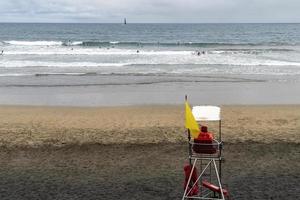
(0, 143, 299, 200)
(1, 75, 300, 106)
(0, 105, 299, 199)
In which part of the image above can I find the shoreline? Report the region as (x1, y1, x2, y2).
(1, 75, 300, 106)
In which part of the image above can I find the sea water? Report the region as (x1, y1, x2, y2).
(0, 23, 300, 106)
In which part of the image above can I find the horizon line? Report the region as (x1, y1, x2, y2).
(0, 22, 300, 24)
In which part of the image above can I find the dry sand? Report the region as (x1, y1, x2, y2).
(0, 105, 299, 147)
(0, 105, 299, 200)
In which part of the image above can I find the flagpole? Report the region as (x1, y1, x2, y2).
(188, 129, 192, 166)
(185, 95, 192, 166)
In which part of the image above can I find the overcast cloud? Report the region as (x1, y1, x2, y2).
(0, 0, 299, 23)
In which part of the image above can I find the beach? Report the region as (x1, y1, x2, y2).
(0, 105, 299, 199)
(1, 23, 300, 199)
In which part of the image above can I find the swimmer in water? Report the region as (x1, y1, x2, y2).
(137, 50, 140, 53)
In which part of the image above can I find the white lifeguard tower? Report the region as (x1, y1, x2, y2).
(182, 104, 229, 200)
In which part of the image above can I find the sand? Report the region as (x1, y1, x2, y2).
(0, 105, 299, 200)
(0, 105, 299, 147)
(0, 143, 299, 200)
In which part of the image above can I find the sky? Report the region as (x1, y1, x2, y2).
(0, 0, 299, 23)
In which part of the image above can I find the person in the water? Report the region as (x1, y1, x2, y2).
(195, 50, 206, 56)
(0, 50, 3, 55)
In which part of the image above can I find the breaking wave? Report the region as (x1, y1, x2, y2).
(3, 40, 63, 46)
(2, 40, 300, 47)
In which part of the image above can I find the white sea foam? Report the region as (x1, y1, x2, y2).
(69, 41, 83, 46)
(0, 73, 32, 77)
(1, 42, 300, 77)
(1, 51, 300, 70)
(0, 60, 131, 68)
(4, 40, 63, 46)
(2, 49, 192, 56)
(110, 41, 120, 44)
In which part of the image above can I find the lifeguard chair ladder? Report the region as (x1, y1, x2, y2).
(182, 106, 227, 200)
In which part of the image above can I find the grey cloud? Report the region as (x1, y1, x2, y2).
(0, 0, 299, 23)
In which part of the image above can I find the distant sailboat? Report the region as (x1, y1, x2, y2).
(124, 18, 127, 25)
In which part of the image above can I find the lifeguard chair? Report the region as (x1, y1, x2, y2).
(182, 105, 229, 200)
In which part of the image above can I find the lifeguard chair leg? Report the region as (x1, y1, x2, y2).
(213, 159, 225, 200)
(182, 158, 197, 200)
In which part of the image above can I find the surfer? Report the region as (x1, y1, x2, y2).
(0, 50, 3, 55)
(137, 50, 140, 53)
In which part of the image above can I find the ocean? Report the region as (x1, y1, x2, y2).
(0, 23, 300, 106)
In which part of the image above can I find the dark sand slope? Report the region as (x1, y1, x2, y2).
(0, 143, 299, 200)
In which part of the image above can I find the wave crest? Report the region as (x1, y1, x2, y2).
(4, 40, 63, 46)
(3, 40, 299, 47)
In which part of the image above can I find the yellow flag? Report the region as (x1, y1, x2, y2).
(185, 101, 200, 138)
